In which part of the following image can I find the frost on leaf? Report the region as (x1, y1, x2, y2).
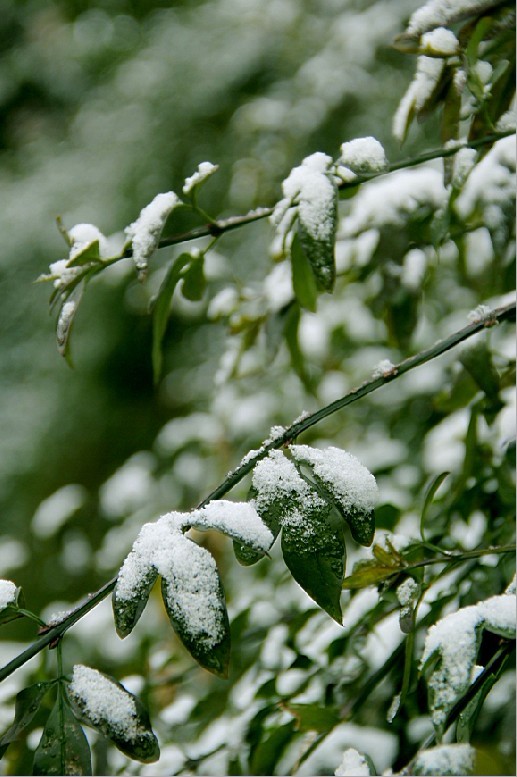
(290, 445, 378, 546)
(125, 191, 181, 277)
(412, 743, 475, 776)
(272, 152, 337, 291)
(421, 592, 516, 735)
(68, 665, 159, 763)
(251, 450, 346, 622)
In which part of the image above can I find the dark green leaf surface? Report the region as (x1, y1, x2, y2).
(112, 566, 158, 638)
(0, 682, 53, 758)
(33, 695, 92, 776)
(181, 255, 206, 301)
(291, 233, 318, 311)
(151, 252, 191, 383)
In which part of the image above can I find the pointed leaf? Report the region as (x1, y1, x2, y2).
(151, 253, 191, 383)
(297, 190, 337, 293)
(0, 682, 53, 758)
(67, 665, 159, 763)
(291, 233, 318, 312)
(281, 498, 345, 622)
(33, 694, 92, 776)
(420, 471, 450, 541)
(160, 533, 231, 677)
(56, 285, 84, 366)
(232, 541, 266, 566)
(286, 703, 341, 733)
(66, 240, 101, 268)
(459, 342, 501, 400)
(342, 559, 399, 590)
(113, 565, 158, 639)
(290, 446, 378, 546)
(181, 255, 206, 301)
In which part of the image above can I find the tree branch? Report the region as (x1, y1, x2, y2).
(0, 299, 514, 684)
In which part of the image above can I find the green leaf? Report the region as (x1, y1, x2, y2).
(181, 255, 206, 301)
(66, 241, 101, 268)
(291, 233, 318, 312)
(342, 559, 399, 590)
(297, 182, 337, 293)
(33, 693, 92, 776)
(67, 667, 159, 763)
(283, 304, 315, 393)
(0, 682, 53, 758)
(459, 342, 501, 400)
(160, 535, 231, 677)
(151, 252, 191, 383)
(285, 703, 340, 733)
(232, 541, 266, 566)
(420, 472, 450, 542)
(56, 285, 84, 367)
(281, 499, 345, 622)
(249, 720, 297, 776)
(441, 75, 462, 186)
(112, 566, 158, 639)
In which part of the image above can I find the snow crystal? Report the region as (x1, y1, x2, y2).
(125, 191, 181, 273)
(273, 151, 335, 243)
(393, 56, 444, 141)
(69, 665, 140, 740)
(406, 0, 496, 36)
(420, 27, 459, 56)
(0, 580, 17, 610)
(334, 747, 371, 776)
(467, 304, 493, 324)
(290, 445, 378, 514)
(372, 359, 397, 379)
(412, 743, 475, 776)
(190, 500, 274, 552)
(421, 593, 516, 729)
(183, 162, 218, 195)
(339, 137, 387, 175)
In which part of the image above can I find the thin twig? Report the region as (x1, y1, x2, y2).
(0, 300, 514, 684)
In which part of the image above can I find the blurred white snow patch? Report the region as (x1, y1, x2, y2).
(276, 668, 307, 695)
(450, 510, 485, 550)
(319, 370, 349, 403)
(61, 531, 91, 574)
(296, 723, 396, 775)
(32, 484, 87, 539)
(140, 745, 185, 776)
(263, 260, 293, 311)
(456, 135, 516, 221)
(335, 229, 379, 272)
(424, 409, 469, 473)
(402, 248, 426, 289)
(407, 715, 434, 743)
(334, 747, 371, 776)
(342, 588, 379, 630)
(155, 413, 223, 454)
(173, 450, 206, 488)
(160, 693, 196, 726)
(260, 624, 295, 669)
(119, 674, 144, 696)
(0, 538, 27, 573)
(464, 229, 493, 275)
(364, 611, 404, 671)
(207, 286, 239, 319)
(299, 312, 328, 358)
(296, 611, 343, 662)
(100, 452, 154, 518)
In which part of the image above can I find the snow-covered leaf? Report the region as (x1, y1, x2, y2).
(334, 747, 374, 776)
(33, 694, 92, 776)
(182, 161, 219, 195)
(181, 253, 206, 301)
(189, 500, 274, 554)
(160, 533, 231, 677)
(396, 576, 420, 633)
(290, 445, 378, 546)
(67, 665, 159, 763)
(56, 285, 83, 366)
(125, 191, 182, 276)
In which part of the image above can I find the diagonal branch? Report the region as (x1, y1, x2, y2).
(0, 299, 514, 684)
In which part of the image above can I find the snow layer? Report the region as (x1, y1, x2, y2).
(290, 445, 378, 514)
(407, 0, 499, 36)
(334, 747, 371, 776)
(339, 137, 387, 174)
(420, 27, 459, 56)
(190, 500, 274, 552)
(412, 743, 475, 776)
(393, 56, 444, 141)
(125, 191, 181, 273)
(183, 161, 218, 194)
(69, 665, 140, 740)
(0, 580, 17, 610)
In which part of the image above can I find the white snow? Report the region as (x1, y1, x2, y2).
(69, 665, 140, 740)
(334, 747, 371, 776)
(56, 301, 76, 354)
(290, 445, 378, 514)
(183, 161, 219, 194)
(125, 191, 181, 274)
(252, 450, 309, 506)
(32, 484, 86, 538)
(412, 743, 475, 776)
(420, 27, 459, 56)
(421, 593, 516, 729)
(406, 0, 497, 36)
(339, 137, 387, 175)
(0, 580, 17, 610)
(455, 135, 516, 222)
(189, 500, 274, 552)
(397, 577, 419, 608)
(272, 151, 335, 245)
(393, 56, 444, 141)
(372, 359, 397, 379)
(48, 259, 82, 289)
(467, 304, 493, 324)
(402, 248, 427, 290)
(68, 223, 108, 260)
